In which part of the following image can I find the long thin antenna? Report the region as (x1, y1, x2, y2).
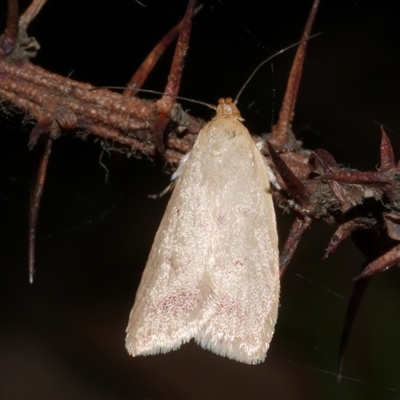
(93, 33, 321, 111)
(234, 33, 321, 104)
(90, 87, 216, 110)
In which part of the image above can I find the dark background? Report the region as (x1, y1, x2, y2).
(1, 0, 400, 398)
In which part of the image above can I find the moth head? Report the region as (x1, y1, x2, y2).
(216, 98, 244, 121)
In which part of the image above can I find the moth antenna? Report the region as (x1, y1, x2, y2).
(90, 87, 216, 111)
(93, 30, 324, 114)
(234, 32, 322, 104)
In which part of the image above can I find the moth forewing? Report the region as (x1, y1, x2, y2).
(126, 98, 279, 364)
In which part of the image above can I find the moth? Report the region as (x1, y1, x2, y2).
(126, 97, 279, 364)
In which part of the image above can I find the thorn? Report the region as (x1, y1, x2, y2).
(267, 142, 310, 205)
(280, 217, 312, 276)
(379, 127, 396, 170)
(354, 244, 400, 280)
(324, 218, 375, 259)
(19, 0, 48, 31)
(152, 0, 197, 155)
(124, 4, 203, 95)
(0, 0, 19, 57)
(28, 131, 53, 283)
(337, 277, 371, 380)
(310, 148, 338, 169)
(271, 0, 320, 148)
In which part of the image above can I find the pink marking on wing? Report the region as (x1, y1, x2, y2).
(156, 290, 199, 317)
(214, 294, 244, 320)
(217, 214, 227, 227)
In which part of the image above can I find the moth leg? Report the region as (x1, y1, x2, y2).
(148, 181, 176, 199)
(171, 151, 190, 180)
(149, 151, 191, 199)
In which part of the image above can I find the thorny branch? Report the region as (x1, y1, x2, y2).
(1, 0, 399, 379)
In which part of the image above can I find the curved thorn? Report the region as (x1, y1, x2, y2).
(267, 142, 310, 205)
(29, 131, 53, 283)
(379, 127, 396, 170)
(324, 221, 358, 259)
(337, 277, 371, 382)
(354, 244, 400, 280)
(311, 148, 338, 169)
(280, 216, 313, 277)
(324, 218, 375, 259)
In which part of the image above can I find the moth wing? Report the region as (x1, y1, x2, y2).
(125, 121, 224, 356)
(193, 118, 280, 364)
